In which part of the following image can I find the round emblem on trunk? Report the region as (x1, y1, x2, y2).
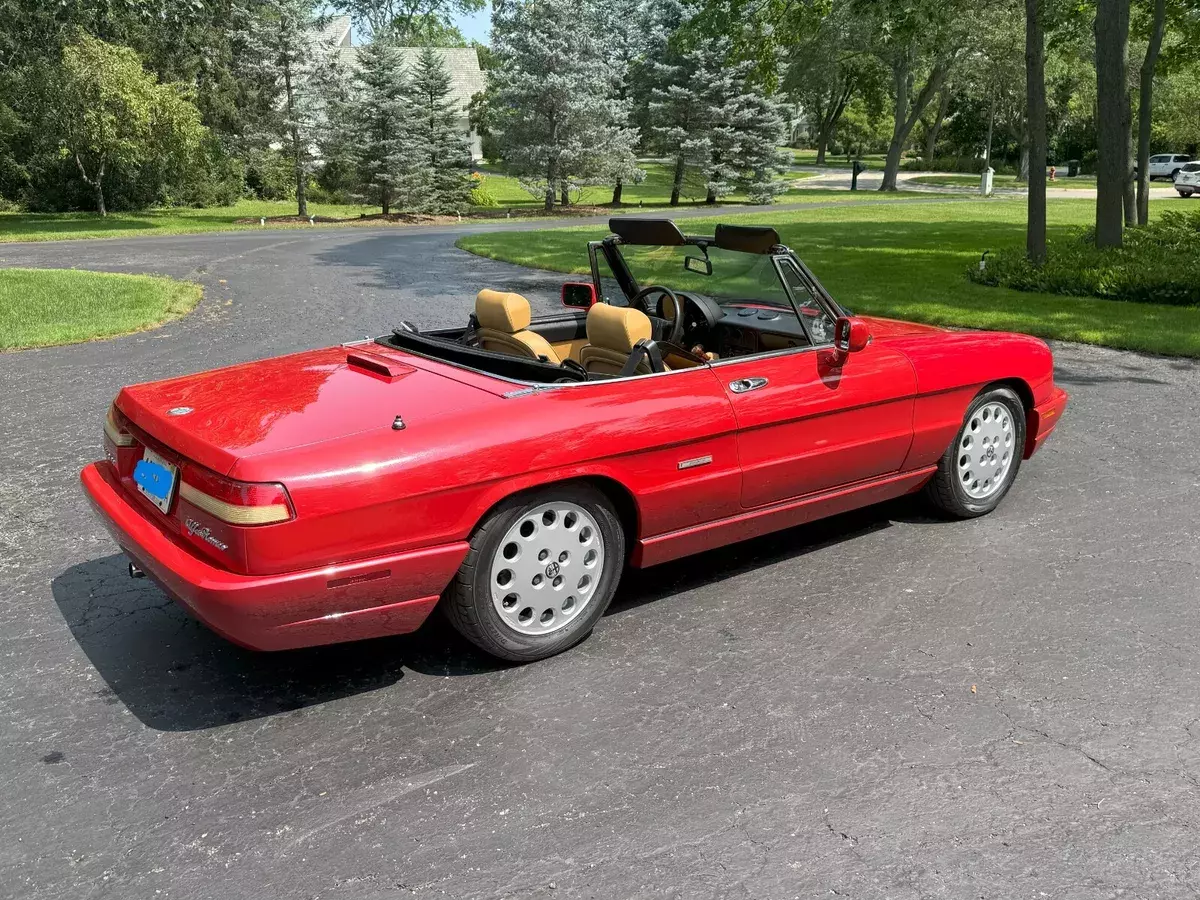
(167, 407, 194, 416)
(545, 561, 561, 579)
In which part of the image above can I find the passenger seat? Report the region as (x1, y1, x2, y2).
(474, 290, 561, 364)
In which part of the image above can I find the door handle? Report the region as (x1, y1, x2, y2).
(729, 377, 769, 393)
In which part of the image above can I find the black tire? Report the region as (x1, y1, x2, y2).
(1180, 190, 1193, 199)
(443, 484, 626, 662)
(924, 386, 1027, 519)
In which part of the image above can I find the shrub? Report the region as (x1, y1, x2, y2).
(970, 210, 1200, 306)
(469, 172, 499, 207)
(901, 155, 1018, 176)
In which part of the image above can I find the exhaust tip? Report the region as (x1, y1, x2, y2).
(128, 561, 146, 579)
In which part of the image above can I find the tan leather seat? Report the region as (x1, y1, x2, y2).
(475, 290, 561, 364)
(579, 303, 662, 376)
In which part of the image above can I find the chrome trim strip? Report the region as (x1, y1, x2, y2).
(677, 455, 713, 470)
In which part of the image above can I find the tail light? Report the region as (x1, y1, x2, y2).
(104, 405, 136, 447)
(179, 463, 294, 526)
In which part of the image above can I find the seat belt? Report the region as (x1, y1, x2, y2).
(619, 339, 664, 377)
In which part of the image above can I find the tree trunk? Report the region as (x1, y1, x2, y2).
(74, 153, 106, 217)
(561, 184, 569, 207)
(924, 85, 952, 163)
(545, 157, 557, 211)
(1094, 0, 1131, 248)
(1026, 0, 1048, 264)
(816, 82, 854, 166)
(382, 188, 390, 217)
(670, 153, 685, 206)
(1017, 131, 1030, 183)
(1136, 0, 1168, 225)
(984, 92, 996, 171)
(283, 61, 307, 218)
(1124, 126, 1136, 226)
(612, 179, 623, 205)
(880, 54, 952, 191)
(705, 186, 717, 205)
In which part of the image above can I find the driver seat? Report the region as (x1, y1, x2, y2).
(579, 303, 664, 376)
(474, 290, 561, 364)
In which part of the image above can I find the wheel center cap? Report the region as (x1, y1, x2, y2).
(545, 561, 561, 579)
(986, 446, 996, 461)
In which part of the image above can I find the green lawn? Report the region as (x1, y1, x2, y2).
(783, 148, 890, 168)
(455, 198, 1200, 358)
(474, 161, 819, 209)
(909, 174, 1099, 191)
(0, 166, 942, 243)
(0, 268, 201, 350)
(0, 199, 384, 243)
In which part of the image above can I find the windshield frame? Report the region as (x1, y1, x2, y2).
(596, 233, 846, 324)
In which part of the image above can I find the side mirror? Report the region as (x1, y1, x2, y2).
(561, 282, 597, 309)
(834, 316, 871, 353)
(684, 255, 713, 276)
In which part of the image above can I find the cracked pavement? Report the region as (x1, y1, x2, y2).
(1, 220, 1199, 899)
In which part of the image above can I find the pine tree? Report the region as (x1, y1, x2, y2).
(405, 46, 473, 214)
(490, 0, 638, 210)
(347, 35, 418, 215)
(644, 0, 787, 207)
(234, 0, 340, 216)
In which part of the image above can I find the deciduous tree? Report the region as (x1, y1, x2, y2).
(52, 34, 207, 216)
(1095, 0, 1132, 247)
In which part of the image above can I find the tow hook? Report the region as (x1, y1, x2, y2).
(128, 561, 146, 579)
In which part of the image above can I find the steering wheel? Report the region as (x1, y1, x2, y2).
(628, 284, 685, 346)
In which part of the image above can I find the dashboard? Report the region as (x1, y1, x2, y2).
(657, 292, 825, 359)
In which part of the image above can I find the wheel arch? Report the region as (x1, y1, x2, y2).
(985, 377, 1038, 458)
(465, 473, 643, 558)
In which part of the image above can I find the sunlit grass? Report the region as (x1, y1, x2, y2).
(0, 268, 201, 350)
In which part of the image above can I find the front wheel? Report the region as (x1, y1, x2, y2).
(1180, 190, 1193, 198)
(443, 484, 626, 662)
(924, 386, 1027, 518)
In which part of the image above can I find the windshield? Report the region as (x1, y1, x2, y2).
(619, 244, 794, 309)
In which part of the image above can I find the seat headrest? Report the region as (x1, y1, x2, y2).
(586, 303, 652, 354)
(476, 290, 531, 333)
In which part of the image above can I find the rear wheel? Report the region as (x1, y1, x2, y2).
(443, 484, 625, 662)
(1180, 189, 1193, 198)
(924, 386, 1026, 518)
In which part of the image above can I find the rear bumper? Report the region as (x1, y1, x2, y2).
(1027, 386, 1069, 456)
(80, 462, 468, 651)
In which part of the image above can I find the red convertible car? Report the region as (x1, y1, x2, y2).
(82, 217, 1068, 661)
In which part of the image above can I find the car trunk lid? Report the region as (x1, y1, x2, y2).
(116, 344, 504, 476)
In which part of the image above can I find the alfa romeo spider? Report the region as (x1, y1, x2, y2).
(82, 217, 1068, 661)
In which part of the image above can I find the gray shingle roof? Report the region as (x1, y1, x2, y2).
(321, 17, 486, 115)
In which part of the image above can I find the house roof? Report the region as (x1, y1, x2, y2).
(319, 16, 486, 114)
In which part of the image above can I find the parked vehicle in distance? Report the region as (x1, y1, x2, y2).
(1175, 162, 1200, 197)
(1149, 153, 1193, 181)
(81, 217, 1068, 663)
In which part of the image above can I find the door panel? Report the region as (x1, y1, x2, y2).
(720, 344, 918, 508)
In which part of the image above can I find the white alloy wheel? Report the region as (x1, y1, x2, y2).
(489, 501, 605, 636)
(956, 401, 1016, 500)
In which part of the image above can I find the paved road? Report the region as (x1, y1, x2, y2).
(2, 218, 1200, 900)
(794, 165, 1183, 200)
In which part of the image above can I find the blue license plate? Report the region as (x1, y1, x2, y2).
(133, 449, 177, 513)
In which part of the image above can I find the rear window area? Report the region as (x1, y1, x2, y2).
(1182, 163, 1200, 173)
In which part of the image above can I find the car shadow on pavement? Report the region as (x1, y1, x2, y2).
(50, 554, 503, 733)
(53, 498, 926, 733)
(607, 497, 918, 618)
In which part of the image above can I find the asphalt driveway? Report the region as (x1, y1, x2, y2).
(2, 220, 1199, 900)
